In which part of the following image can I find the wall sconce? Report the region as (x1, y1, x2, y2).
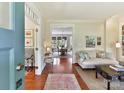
(46, 47, 51, 54)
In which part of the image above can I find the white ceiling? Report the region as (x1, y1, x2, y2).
(35, 2, 124, 21)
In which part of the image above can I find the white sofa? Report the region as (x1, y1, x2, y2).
(76, 50, 119, 69)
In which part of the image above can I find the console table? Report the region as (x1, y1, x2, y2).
(60, 48, 67, 56)
(95, 65, 124, 90)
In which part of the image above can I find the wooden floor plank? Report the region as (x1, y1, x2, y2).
(24, 58, 89, 90)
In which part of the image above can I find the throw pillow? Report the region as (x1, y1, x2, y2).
(79, 51, 84, 58)
(79, 51, 91, 62)
(96, 51, 105, 58)
(79, 51, 86, 62)
(79, 57, 85, 62)
(84, 52, 91, 60)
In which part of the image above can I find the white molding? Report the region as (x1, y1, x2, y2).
(47, 19, 104, 23)
(25, 3, 40, 25)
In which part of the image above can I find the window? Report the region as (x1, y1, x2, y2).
(0, 3, 11, 29)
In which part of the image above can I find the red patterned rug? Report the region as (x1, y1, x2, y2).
(44, 74, 81, 90)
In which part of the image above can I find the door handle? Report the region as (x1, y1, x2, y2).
(16, 64, 24, 71)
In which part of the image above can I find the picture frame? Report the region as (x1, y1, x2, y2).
(25, 29, 33, 38)
(97, 37, 101, 45)
(25, 38, 33, 47)
(86, 36, 96, 48)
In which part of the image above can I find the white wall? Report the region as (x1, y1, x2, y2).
(105, 15, 124, 60)
(25, 16, 36, 29)
(25, 16, 36, 67)
(74, 22, 104, 51)
(45, 20, 105, 63)
(105, 16, 119, 59)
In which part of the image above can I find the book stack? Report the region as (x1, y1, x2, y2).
(109, 64, 124, 71)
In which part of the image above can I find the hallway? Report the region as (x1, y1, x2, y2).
(24, 58, 89, 90)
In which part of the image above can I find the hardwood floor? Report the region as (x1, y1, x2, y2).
(24, 58, 89, 90)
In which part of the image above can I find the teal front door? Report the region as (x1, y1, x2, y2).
(0, 3, 25, 89)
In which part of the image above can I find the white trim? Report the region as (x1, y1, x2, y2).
(9, 3, 12, 30)
(47, 19, 104, 23)
(25, 3, 40, 25)
(104, 20, 106, 50)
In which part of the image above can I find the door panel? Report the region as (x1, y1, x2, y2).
(0, 3, 24, 90)
(0, 49, 10, 89)
(0, 48, 14, 89)
(0, 3, 11, 29)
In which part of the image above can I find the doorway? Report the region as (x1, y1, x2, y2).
(25, 15, 37, 75)
(51, 24, 73, 59)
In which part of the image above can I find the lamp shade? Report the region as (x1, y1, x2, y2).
(44, 43, 47, 48)
(46, 47, 51, 53)
(116, 42, 121, 48)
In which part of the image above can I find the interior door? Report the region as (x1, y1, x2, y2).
(0, 3, 24, 90)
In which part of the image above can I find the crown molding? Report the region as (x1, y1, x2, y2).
(46, 19, 104, 23)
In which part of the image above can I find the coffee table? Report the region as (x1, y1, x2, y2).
(95, 65, 124, 90)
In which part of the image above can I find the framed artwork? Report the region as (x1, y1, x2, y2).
(25, 29, 34, 47)
(97, 37, 101, 45)
(25, 38, 33, 47)
(25, 29, 33, 38)
(86, 36, 96, 48)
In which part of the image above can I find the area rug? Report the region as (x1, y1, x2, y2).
(44, 74, 81, 90)
(75, 66, 124, 90)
